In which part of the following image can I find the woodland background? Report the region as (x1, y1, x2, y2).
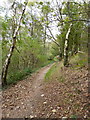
(0, 0, 89, 86)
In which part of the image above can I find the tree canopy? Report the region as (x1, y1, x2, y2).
(0, 0, 88, 86)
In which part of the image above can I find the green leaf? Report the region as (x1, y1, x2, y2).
(2, 22, 7, 30)
(24, 2, 27, 5)
(39, 2, 43, 5)
(22, 20, 26, 24)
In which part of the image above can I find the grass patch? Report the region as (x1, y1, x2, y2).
(44, 62, 64, 82)
(45, 62, 58, 82)
(70, 115, 78, 119)
(40, 60, 54, 67)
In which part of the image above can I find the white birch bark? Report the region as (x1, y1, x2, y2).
(64, 23, 72, 66)
(2, 1, 28, 86)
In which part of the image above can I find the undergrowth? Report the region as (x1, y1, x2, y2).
(45, 62, 58, 82)
(45, 53, 88, 83)
(7, 67, 33, 85)
(4, 52, 87, 88)
(70, 53, 88, 69)
(3, 60, 54, 89)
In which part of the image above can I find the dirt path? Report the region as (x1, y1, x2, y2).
(2, 64, 53, 118)
(32, 65, 89, 119)
(2, 63, 89, 119)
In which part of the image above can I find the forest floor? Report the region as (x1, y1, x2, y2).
(2, 62, 89, 119)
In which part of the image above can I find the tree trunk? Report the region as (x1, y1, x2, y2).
(1, 1, 28, 86)
(31, 23, 34, 36)
(64, 23, 72, 66)
(2, 37, 16, 86)
(44, 26, 46, 48)
(88, 1, 90, 94)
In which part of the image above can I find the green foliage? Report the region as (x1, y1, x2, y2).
(45, 53, 87, 84)
(70, 53, 88, 69)
(28, 1, 35, 6)
(45, 63, 57, 82)
(7, 68, 32, 85)
(40, 60, 54, 67)
(70, 115, 78, 119)
(51, 43, 60, 58)
(2, 22, 7, 30)
(7, 60, 53, 86)
(1, 0, 88, 86)
(51, 1, 88, 66)
(1, 0, 52, 86)
(41, 1, 53, 15)
(45, 62, 64, 82)
(53, 56, 59, 62)
(39, 2, 43, 5)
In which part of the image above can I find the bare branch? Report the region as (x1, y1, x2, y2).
(56, 18, 88, 23)
(46, 34, 60, 47)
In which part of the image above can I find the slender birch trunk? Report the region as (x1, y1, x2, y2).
(44, 26, 46, 48)
(1, 1, 28, 86)
(87, 1, 90, 95)
(64, 23, 72, 66)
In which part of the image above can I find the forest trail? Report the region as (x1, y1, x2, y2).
(2, 63, 89, 119)
(2, 64, 53, 118)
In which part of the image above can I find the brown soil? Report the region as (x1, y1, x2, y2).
(2, 63, 89, 119)
(33, 66, 89, 119)
(2, 64, 53, 118)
